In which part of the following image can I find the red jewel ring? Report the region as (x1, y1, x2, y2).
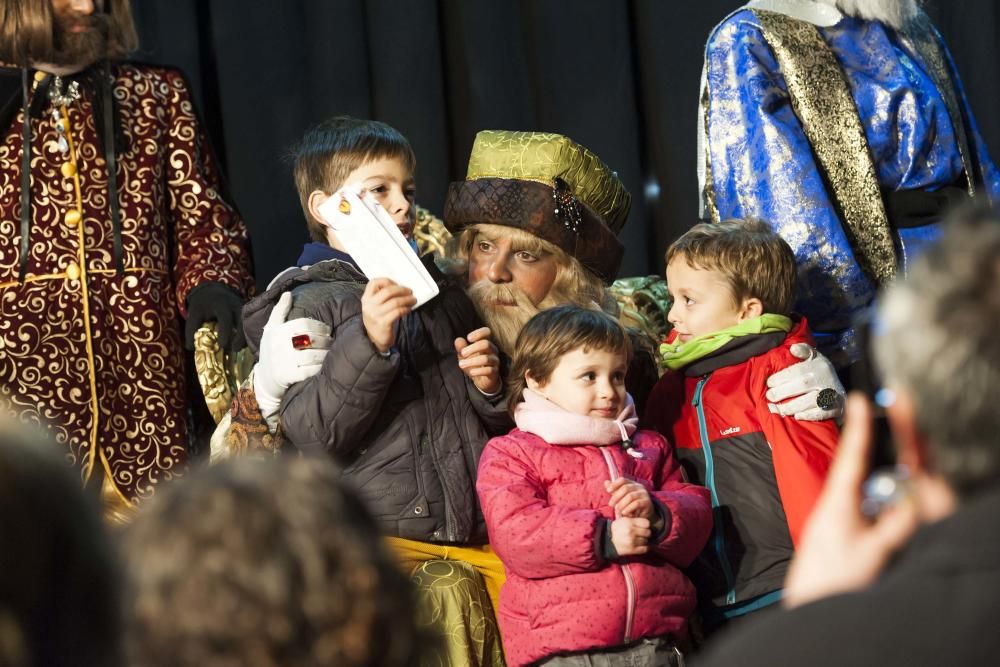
(291, 334, 312, 350)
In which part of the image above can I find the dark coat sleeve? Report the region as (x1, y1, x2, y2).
(419, 276, 514, 436)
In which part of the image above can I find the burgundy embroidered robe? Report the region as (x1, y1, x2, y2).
(0, 62, 253, 503)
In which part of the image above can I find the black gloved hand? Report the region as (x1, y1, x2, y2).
(184, 281, 246, 352)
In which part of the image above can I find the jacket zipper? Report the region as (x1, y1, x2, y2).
(600, 447, 636, 643)
(423, 429, 458, 541)
(693, 374, 737, 606)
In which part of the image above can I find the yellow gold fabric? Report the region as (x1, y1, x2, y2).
(59, 102, 103, 485)
(385, 537, 506, 612)
(100, 468, 136, 524)
(386, 537, 507, 666)
(609, 275, 673, 346)
(410, 560, 505, 667)
(413, 206, 453, 257)
(700, 85, 721, 224)
(194, 323, 230, 423)
(83, 458, 136, 523)
(753, 9, 896, 286)
(465, 130, 631, 233)
(194, 322, 254, 424)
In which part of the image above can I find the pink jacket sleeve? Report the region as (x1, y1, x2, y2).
(643, 431, 713, 568)
(476, 435, 606, 579)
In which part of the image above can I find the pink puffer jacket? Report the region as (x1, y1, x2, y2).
(477, 393, 712, 666)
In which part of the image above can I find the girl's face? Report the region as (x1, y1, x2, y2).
(527, 346, 628, 419)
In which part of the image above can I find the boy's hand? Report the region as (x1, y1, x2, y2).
(605, 478, 654, 520)
(610, 517, 652, 556)
(361, 278, 416, 354)
(455, 327, 501, 395)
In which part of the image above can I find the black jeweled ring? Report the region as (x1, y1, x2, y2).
(816, 388, 841, 411)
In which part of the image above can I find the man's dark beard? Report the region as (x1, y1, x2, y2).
(49, 12, 110, 68)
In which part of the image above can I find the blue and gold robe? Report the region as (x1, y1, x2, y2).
(701, 3, 999, 365)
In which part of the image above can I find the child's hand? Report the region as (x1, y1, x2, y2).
(610, 517, 652, 556)
(455, 327, 501, 395)
(361, 278, 416, 354)
(605, 478, 654, 520)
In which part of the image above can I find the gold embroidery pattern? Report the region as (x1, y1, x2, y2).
(412, 207, 452, 258)
(58, 101, 102, 483)
(752, 9, 896, 287)
(700, 84, 721, 223)
(0, 64, 253, 502)
(465, 130, 631, 233)
(220, 379, 284, 459)
(409, 560, 504, 667)
(193, 322, 253, 424)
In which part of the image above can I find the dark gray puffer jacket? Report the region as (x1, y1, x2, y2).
(242, 257, 511, 544)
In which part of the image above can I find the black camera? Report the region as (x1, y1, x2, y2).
(851, 308, 907, 517)
(850, 307, 897, 473)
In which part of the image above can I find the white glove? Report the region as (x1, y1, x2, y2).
(253, 292, 332, 430)
(766, 343, 846, 421)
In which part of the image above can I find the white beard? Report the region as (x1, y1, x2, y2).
(465, 278, 588, 355)
(814, 0, 920, 29)
(465, 280, 540, 356)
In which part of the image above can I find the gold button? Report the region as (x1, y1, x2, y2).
(33, 70, 46, 83)
(64, 209, 81, 227)
(66, 262, 81, 281)
(61, 162, 77, 178)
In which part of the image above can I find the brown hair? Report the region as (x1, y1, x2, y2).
(291, 116, 417, 243)
(0, 0, 137, 65)
(874, 204, 1000, 498)
(121, 456, 424, 667)
(0, 416, 120, 667)
(665, 219, 797, 315)
(506, 305, 632, 417)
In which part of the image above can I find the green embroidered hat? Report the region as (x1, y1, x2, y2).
(443, 130, 632, 283)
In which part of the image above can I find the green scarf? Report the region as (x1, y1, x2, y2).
(659, 314, 793, 371)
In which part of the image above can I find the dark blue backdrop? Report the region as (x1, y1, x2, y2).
(130, 0, 1000, 286)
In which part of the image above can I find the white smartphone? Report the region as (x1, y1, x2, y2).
(318, 189, 439, 308)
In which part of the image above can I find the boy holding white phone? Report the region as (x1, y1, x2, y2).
(240, 116, 513, 608)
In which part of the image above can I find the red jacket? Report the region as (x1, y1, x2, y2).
(477, 427, 712, 666)
(643, 317, 838, 618)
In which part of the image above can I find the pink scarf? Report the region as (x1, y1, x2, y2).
(514, 388, 639, 446)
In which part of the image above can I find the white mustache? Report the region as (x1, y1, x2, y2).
(465, 280, 540, 354)
(466, 281, 534, 309)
